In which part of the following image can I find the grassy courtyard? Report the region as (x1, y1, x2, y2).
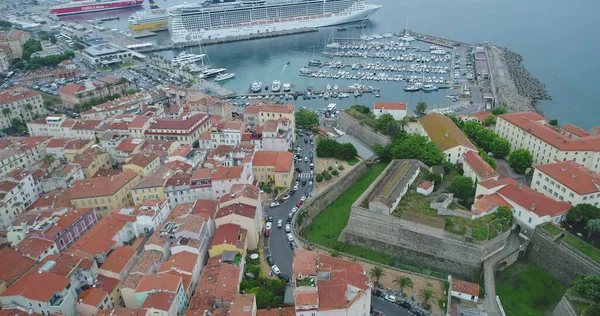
(496, 261, 567, 316)
(303, 162, 389, 263)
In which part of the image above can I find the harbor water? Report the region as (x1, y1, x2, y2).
(68, 0, 600, 128)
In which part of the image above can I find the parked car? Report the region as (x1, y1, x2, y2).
(265, 222, 272, 230)
(286, 233, 294, 242)
(304, 157, 308, 162)
(264, 229, 270, 237)
(277, 219, 283, 228)
(285, 224, 291, 232)
(267, 216, 273, 222)
(288, 212, 293, 219)
(291, 207, 298, 214)
(411, 310, 425, 316)
(266, 255, 274, 266)
(309, 163, 314, 169)
(290, 240, 298, 249)
(271, 265, 281, 275)
(270, 201, 280, 208)
(282, 194, 291, 200)
(398, 301, 412, 310)
(372, 289, 384, 297)
(384, 295, 396, 303)
(301, 195, 307, 202)
(296, 201, 303, 207)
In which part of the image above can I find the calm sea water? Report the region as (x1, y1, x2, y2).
(65, 0, 600, 128)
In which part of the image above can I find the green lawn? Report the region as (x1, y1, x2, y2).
(304, 162, 388, 261)
(496, 262, 567, 316)
(347, 157, 360, 165)
(562, 233, 600, 264)
(445, 214, 508, 240)
(541, 223, 562, 235)
(393, 190, 437, 218)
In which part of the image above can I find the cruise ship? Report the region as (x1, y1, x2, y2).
(128, 0, 169, 31)
(51, 0, 144, 16)
(168, 0, 382, 43)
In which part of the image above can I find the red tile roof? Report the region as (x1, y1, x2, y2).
(72, 120, 103, 130)
(15, 237, 54, 259)
(79, 287, 108, 307)
(0, 87, 41, 104)
(463, 151, 498, 180)
(562, 124, 591, 138)
(192, 199, 218, 219)
(70, 170, 138, 199)
(215, 203, 256, 220)
(374, 102, 407, 110)
(0, 273, 70, 301)
(257, 104, 294, 114)
(97, 308, 149, 316)
(147, 114, 207, 131)
(158, 251, 198, 274)
(497, 182, 571, 218)
(252, 151, 293, 172)
(141, 292, 176, 311)
(192, 166, 244, 181)
(535, 160, 600, 195)
(100, 246, 136, 274)
(417, 180, 434, 190)
(478, 178, 519, 189)
(452, 279, 480, 297)
(256, 307, 295, 316)
(68, 211, 136, 256)
(191, 256, 241, 308)
(210, 223, 246, 250)
(136, 273, 182, 293)
(0, 248, 36, 286)
(219, 184, 260, 205)
(471, 194, 511, 214)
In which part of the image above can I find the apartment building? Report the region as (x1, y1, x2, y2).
(462, 151, 498, 182)
(144, 114, 210, 146)
(58, 76, 130, 107)
(0, 136, 50, 177)
(532, 160, 600, 206)
(0, 171, 43, 230)
(415, 113, 477, 164)
(209, 121, 246, 148)
(70, 170, 141, 216)
(0, 87, 46, 130)
(251, 151, 294, 187)
(262, 119, 293, 152)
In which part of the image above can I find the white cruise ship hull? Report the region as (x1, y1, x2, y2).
(170, 3, 381, 44)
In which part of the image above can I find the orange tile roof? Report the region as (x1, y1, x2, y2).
(131, 250, 163, 276)
(471, 194, 511, 214)
(418, 180, 434, 190)
(100, 246, 136, 274)
(79, 287, 108, 307)
(0, 248, 36, 286)
(116, 137, 144, 152)
(229, 294, 256, 316)
(192, 199, 218, 219)
(252, 151, 293, 172)
(0, 273, 70, 301)
(192, 256, 241, 306)
(536, 160, 600, 195)
(136, 273, 182, 293)
(164, 160, 192, 174)
(219, 184, 260, 205)
(374, 101, 407, 110)
(158, 251, 198, 274)
(192, 166, 244, 181)
(562, 124, 591, 138)
(497, 182, 571, 217)
(295, 291, 318, 307)
(257, 104, 294, 114)
(46, 137, 72, 148)
(463, 151, 498, 180)
(215, 203, 256, 220)
(499, 112, 600, 151)
(293, 248, 318, 278)
(0, 87, 41, 104)
(70, 170, 138, 199)
(97, 308, 149, 316)
(256, 307, 295, 316)
(15, 237, 54, 259)
(210, 223, 246, 250)
(147, 114, 208, 131)
(141, 292, 177, 311)
(125, 152, 160, 168)
(68, 211, 136, 256)
(64, 138, 93, 150)
(452, 279, 480, 297)
(28, 252, 94, 278)
(72, 120, 103, 131)
(478, 177, 519, 189)
(419, 113, 476, 151)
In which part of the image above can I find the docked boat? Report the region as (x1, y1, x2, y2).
(251, 81, 263, 93)
(326, 84, 331, 90)
(128, 0, 168, 31)
(421, 84, 438, 92)
(50, 0, 143, 16)
(282, 83, 291, 92)
(271, 80, 281, 92)
(404, 85, 420, 92)
(214, 73, 235, 82)
(299, 67, 312, 75)
(333, 84, 338, 90)
(308, 60, 325, 67)
(172, 52, 206, 66)
(199, 68, 227, 78)
(337, 26, 348, 31)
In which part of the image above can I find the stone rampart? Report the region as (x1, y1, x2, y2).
(551, 294, 579, 316)
(337, 111, 391, 148)
(526, 227, 600, 285)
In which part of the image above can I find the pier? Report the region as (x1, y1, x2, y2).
(137, 27, 318, 53)
(406, 29, 471, 48)
(226, 87, 380, 100)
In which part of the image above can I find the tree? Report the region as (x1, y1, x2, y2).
(450, 176, 474, 200)
(295, 108, 318, 130)
(369, 266, 385, 287)
(399, 116, 409, 131)
(316, 137, 357, 161)
(376, 113, 398, 136)
(387, 133, 445, 166)
(491, 107, 508, 115)
(331, 169, 339, 176)
(490, 138, 511, 158)
(415, 102, 427, 116)
(392, 275, 413, 293)
(425, 173, 442, 185)
(572, 274, 600, 302)
(478, 150, 496, 169)
(418, 289, 436, 310)
(42, 154, 55, 166)
(496, 206, 513, 225)
(549, 119, 558, 126)
(484, 115, 496, 126)
(0, 20, 11, 29)
(350, 104, 371, 114)
(567, 204, 600, 224)
(508, 149, 533, 174)
(586, 219, 600, 240)
(315, 174, 323, 182)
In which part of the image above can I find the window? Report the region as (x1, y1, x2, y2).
(528, 217, 532, 223)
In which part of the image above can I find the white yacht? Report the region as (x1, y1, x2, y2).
(282, 83, 292, 92)
(251, 81, 263, 93)
(271, 80, 282, 92)
(199, 67, 227, 78)
(215, 73, 235, 82)
(172, 52, 206, 66)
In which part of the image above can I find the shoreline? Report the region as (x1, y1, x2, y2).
(487, 45, 551, 113)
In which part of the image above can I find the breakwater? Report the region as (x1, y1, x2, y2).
(500, 47, 551, 104)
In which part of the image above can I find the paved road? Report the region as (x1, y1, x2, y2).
(263, 132, 315, 279)
(371, 296, 415, 316)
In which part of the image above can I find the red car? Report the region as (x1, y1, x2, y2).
(264, 229, 270, 237)
(296, 200, 303, 207)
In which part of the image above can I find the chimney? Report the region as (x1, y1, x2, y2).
(530, 202, 536, 211)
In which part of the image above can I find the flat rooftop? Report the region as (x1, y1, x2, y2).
(84, 43, 127, 57)
(368, 159, 420, 207)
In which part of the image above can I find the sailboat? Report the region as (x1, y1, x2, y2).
(400, 17, 416, 42)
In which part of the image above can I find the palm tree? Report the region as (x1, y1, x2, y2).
(586, 219, 600, 239)
(399, 117, 409, 131)
(369, 266, 385, 287)
(42, 154, 55, 166)
(392, 275, 413, 293)
(418, 289, 436, 310)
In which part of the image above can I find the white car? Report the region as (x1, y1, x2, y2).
(291, 207, 298, 214)
(304, 157, 308, 162)
(282, 194, 291, 200)
(385, 295, 396, 303)
(277, 219, 283, 228)
(270, 201, 280, 208)
(286, 233, 294, 242)
(301, 195, 307, 202)
(265, 222, 272, 230)
(293, 185, 299, 191)
(271, 265, 281, 275)
(309, 181, 313, 186)
(285, 224, 291, 232)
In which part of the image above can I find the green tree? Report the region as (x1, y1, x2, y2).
(369, 266, 385, 287)
(496, 206, 513, 225)
(415, 102, 427, 117)
(331, 169, 339, 176)
(572, 274, 600, 302)
(549, 119, 558, 126)
(508, 148, 533, 174)
(315, 174, 323, 182)
(42, 154, 55, 165)
(588, 303, 600, 315)
(491, 107, 508, 115)
(399, 116, 409, 131)
(478, 150, 496, 169)
(418, 289, 436, 310)
(484, 115, 496, 126)
(295, 108, 319, 130)
(450, 176, 474, 200)
(350, 104, 371, 114)
(392, 275, 413, 293)
(568, 204, 600, 224)
(0, 20, 11, 29)
(490, 138, 511, 158)
(376, 113, 398, 136)
(586, 219, 600, 240)
(425, 173, 442, 185)
(127, 89, 137, 95)
(387, 133, 445, 166)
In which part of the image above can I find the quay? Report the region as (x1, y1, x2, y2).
(406, 29, 471, 48)
(138, 27, 318, 53)
(226, 88, 379, 99)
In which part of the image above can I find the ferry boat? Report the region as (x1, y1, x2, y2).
(50, 0, 144, 16)
(251, 81, 263, 93)
(172, 52, 206, 66)
(271, 80, 281, 92)
(214, 73, 235, 82)
(128, 0, 169, 31)
(168, 0, 382, 43)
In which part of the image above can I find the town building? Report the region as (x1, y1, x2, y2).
(0, 247, 36, 297)
(144, 114, 211, 146)
(98, 246, 139, 281)
(70, 170, 141, 216)
(457, 111, 495, 126)
(373, 101, 407, 120)
(251, 151, 293, 187)
(123, 152, 162, 177)
(77, 287, 115, 316)
(261, 119, 293, 151)
(191, 166, 251, 201)
(451, 278, 480, 303)
(417, 180, 435, 195)
(189, 255, 243, 311)
(367, 159, 420, 215)
(81, 91, 154, 120)
(0, 170, 43, 230)
(495, 112, 600, 173)
(135, 273, 187, 315)
(415, 113, 477, 164)
(532, 160, 600, 206)
(208, 223, 247, 258)
(58, 76, 131, 107)
(0, 87, 46, 130)
(462, 151, 498, 182)
(215, 203, 259, 250)
(0, 136, 50, 177)
(0, 29, 30, 58)
(81, 43, 137, 67)
(209, 121, 246, 148)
